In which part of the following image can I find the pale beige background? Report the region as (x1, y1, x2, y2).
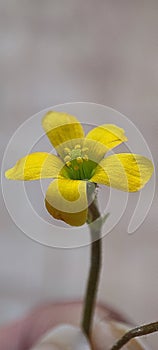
(1, 1, 158, 349)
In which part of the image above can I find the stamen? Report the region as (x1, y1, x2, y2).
(64, 155, 71, 162)
(66, 161, 71, 167)
(75, 144, 81, 149)
(83, 155, 88, 161)
(63, 144, 90, 179)
(82, 147, 89, 153)
(64, 147, 71, 155)
(77, 157, 83, 164)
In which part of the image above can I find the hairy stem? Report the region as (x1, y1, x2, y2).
(110, 321, 158, 350)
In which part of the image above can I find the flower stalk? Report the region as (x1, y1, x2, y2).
(110, 321, 158, 350)
(81, 187, 103, 338)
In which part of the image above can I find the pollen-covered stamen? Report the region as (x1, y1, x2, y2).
(64, 147, 71, 155)
(64, 155, 71, 163)
(82, 147, 89, 154)
(77, 157, 83, 164)
(64, 145, 89, 164)
(83, 155, 88, 161)
(64, 155, 72, 168)
(63, 144, 91, 179)
(66, 160, 71, 167)
(74, 144, 81, 150)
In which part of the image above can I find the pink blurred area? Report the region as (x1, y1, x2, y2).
(1, 1, 158, 349)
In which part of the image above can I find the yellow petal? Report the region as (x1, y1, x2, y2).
(90, 153, 153, 192)
(5, 152, 64, 180)
(45, 179, 88, 226)
(85, 124, 127, 162)
(42, 111, 85, 157)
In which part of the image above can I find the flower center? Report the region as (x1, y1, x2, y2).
(63, 144, 94, 180)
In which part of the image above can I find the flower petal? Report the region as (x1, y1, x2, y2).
(5, 152, 65, 180)
(90, 153, 153, 192)
(85, 124, 127, 162)
(45, 178, 88, 226)
(42, 111, 85, 155)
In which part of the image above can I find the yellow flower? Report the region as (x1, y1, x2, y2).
(5, 111, 153, 226)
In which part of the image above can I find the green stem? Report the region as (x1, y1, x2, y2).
(110, 321, 158, 350)
(81, 197, 102, 338)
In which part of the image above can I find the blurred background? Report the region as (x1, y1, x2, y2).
(1, 1, 158, 348)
